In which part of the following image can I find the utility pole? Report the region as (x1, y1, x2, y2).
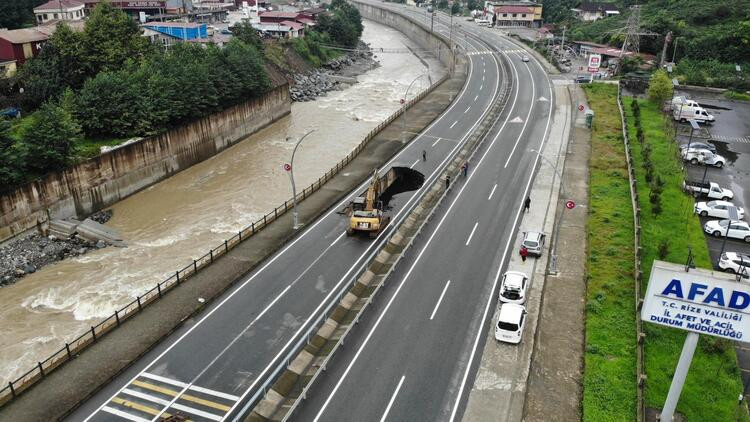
(660, 31, 672, 67)
(560, 25, 566, 60)
(672, 36, 679, 62)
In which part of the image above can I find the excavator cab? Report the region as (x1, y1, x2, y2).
(347, 169, 391, 238)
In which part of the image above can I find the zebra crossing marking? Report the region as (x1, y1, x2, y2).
(710, 134, 750, 143)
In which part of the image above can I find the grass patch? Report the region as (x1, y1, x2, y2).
(289, 32, 341, 67)
(724, 91, 750, 102)
(624, 96, 748, 421)
(582, 83, 637, 422)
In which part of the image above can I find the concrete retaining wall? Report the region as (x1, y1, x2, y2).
(351, 0, 455, 70)
(0, 85, 291, 242)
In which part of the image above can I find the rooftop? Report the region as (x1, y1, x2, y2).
(300, 7, 325, 14)
(259, 11, 299, 18)
(0, 28, 49, 44)
(495, 5, 535, 14)
(143, 21, 204, 28)
(34, 0, 84, 12)
(280, 20, 303, 30)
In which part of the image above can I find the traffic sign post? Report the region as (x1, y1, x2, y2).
(565, 200, 575, 209)
(587, 53, 601, 73)
(284, 163, 292, 172)
(578, 104, 585, 112)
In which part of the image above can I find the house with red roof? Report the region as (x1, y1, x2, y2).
(34, 0, 85, 24)
(486, 1, 543, 28)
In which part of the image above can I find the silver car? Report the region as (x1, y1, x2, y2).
(521, 231, 545, 257)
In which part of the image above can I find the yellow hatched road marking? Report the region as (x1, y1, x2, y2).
(132, 380, 231, 412)
(111, 397, 183, 420)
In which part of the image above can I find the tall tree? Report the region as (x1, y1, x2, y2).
(0, 0, 46, 30)
(230, 22, 264, 51)
(648, 69, 674, 107)
(79, 3, 154, 76)
(21, 101, 81, 172)
(0, 118, 23, 188)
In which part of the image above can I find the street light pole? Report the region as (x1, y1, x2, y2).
(530, 148, 566, 274)
(287, 129, 316, 230)
(402, 74, 427, 142)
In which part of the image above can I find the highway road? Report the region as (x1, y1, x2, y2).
(291, 5, 554, 422)
(70, 6, 508, 422)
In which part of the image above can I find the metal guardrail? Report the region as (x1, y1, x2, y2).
(617, 83, 646, 422)
(0, 73, 450, 409)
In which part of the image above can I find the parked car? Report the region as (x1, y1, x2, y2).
(499, 271, 528, 304)
(673, 106, 714, 124)
(704, 219, 750, 242)
(719, 252, 750, 277)
(574, 76, 590, 84)
(683, 180, 733, 200)
(521, 231, 545, 257)
(682, 148, 725, 168)
(679, 141, 716, 153)
(521, 55, 529, 62)
(495, 303, 527, 344)
(694, 201, 745, 219)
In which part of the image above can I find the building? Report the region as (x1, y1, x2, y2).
(142, 22, 208, 40)
(571, 2, 619, 21)
(0, 29, 49, 74)
(258, 11, 301, 24)
(299, 7, 326, 20)
(252, 22, 301, 38)
(34, 0, 86, 24)
(83, 0, 169, 21)
(485, 1, 542, 28)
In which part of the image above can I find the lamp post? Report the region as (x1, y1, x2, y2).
(286, 129, 316, 230)
(402, 74, 428, 142)
(529, 148, 566, 274)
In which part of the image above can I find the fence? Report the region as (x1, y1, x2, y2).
(0, 72, 450, 409)
(617, 83, 646, 422)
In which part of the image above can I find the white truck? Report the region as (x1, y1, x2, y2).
(682, 148, 726, 167)
(673, 106, 715, 124)
(683, 180, 734, 200)
(671, 96, 700, 110)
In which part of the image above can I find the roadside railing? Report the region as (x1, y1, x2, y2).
(617, 83, 646, 422)
(0, 72, 450, 409)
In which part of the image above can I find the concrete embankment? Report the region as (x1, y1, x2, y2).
(0, 20, 467, 422)
(0, 85, 291, 243)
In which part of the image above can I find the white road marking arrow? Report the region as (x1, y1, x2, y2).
(510, 116, 524, 123)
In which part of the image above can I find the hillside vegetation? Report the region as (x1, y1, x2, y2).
(541, 0, 750, 88)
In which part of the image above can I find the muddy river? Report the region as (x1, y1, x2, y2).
(0, 20, 444, 385)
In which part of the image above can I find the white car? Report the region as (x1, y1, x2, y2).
(682, 148, 726, 168)
(499, 271, 528, 304)
(694, 201, 745, 220)
(521, 231, 545, 257)
(495, 303, 527, 344)
(521, 55, 529, 62)
(719, 252, 750, 278)
(704, 219, 750, 242)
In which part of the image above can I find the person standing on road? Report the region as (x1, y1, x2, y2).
(524, 196, 531, 212)
(446, 175, 451, 190)
(462, 161, 469, 176)
(520, 246, 528, 262)
(422, 149, 427, 162)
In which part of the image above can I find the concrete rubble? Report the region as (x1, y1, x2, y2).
(0, 210, 123, 287)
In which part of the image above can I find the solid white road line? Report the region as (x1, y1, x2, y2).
(410, 159, 419, 169)
(141, 372, 187, 388)
(379, 376, 406, 422)
(448, 50, 555, 422)
(488, 184, 497, 200)
(432, 137, 442, 147)
(102, 406, 150, 422)
(450, 121, 458, 129)
(429, 280, 451, 320)
(190, 385, 240, 402)
(464, 106, 471, 113)
(465, 222, 479, 246)
(313, 47, 521, 422)
(503, 60, 536, 168)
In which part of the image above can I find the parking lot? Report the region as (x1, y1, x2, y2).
(676, 90, 750, 273)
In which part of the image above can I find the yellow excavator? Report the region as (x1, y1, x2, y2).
(347, 169, 392, 237)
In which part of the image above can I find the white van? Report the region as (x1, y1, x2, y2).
(673, 106, 714, 124)
(475, 19, 490, 26)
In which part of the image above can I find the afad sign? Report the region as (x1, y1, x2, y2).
(587, 54, 601, 73)
(642, 261, 750, 341)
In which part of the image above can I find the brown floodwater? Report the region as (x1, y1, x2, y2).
(0, 20, 444, 386)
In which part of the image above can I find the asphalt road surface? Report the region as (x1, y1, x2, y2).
(70, 5, 511, 422)
(291, 5, 554, 422)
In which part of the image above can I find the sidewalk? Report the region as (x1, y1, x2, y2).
(522, 85, 590, 421)
(462, 81, 573, 421)
(0, 67, 469, 422)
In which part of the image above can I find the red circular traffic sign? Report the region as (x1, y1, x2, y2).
(565, 200, 576, 209)
(283, 163, 292, 172)
(578, 104, 585, 112)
